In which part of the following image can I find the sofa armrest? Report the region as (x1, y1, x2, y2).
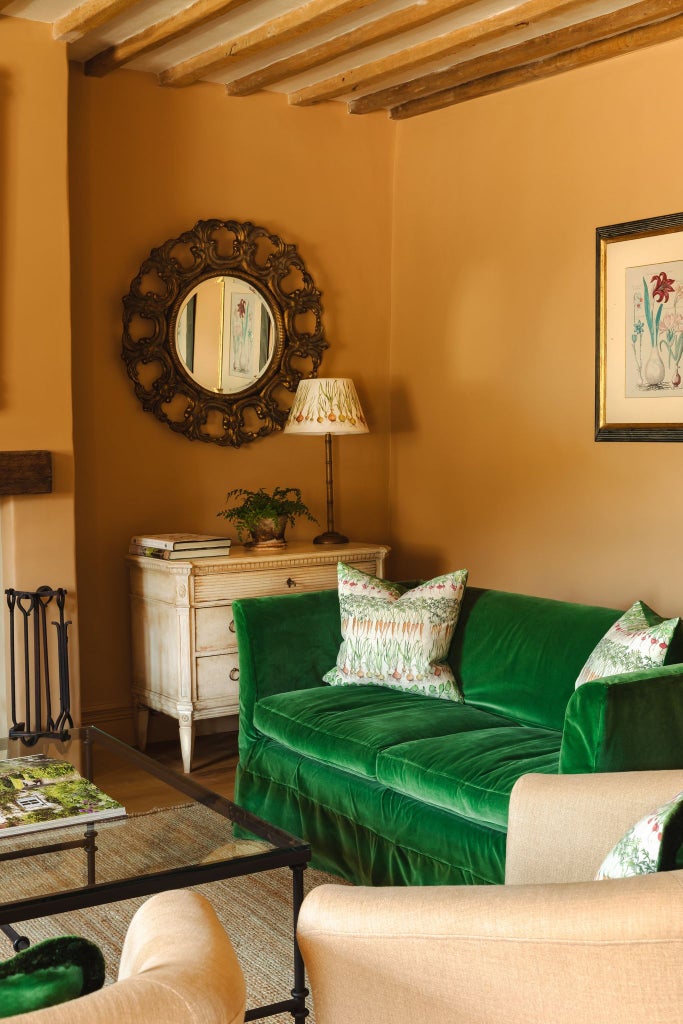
(505, 770, 683, 884)
(8, 891, 245, 1024)
(560, 664, 683, 773)
(233, 589, 342, 754)
(297, 875, 683, 1024)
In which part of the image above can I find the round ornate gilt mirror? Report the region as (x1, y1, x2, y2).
(121, 219, 328, 447)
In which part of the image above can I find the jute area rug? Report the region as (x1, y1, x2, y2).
(3, 805, 348, 1024)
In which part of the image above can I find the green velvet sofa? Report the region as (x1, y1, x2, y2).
(233, 585, 683, 886)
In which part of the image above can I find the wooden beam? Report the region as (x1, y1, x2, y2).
(0, 452, 52, 497)
(0, 1, 19, 12)
(226, 0, 482, 96)
(351, 0, 683, 114)
(289, 0, 599, 105)
(160, 0, 376, 88)
(53, 0, 143, 43)
(85, 0, 252, 77)
(390, 12, 683, 118)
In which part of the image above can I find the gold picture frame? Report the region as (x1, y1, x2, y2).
(596, 211, 683, 441)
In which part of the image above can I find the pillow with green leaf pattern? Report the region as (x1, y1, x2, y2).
(575, 600, 678, 688)
(323, 562, 468, 702)
(595, 790, 683, 879)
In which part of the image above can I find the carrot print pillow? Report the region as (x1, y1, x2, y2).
(595, 790, 683, 879)
(323, 563, 468, 702)
(575, 600, 678, 688)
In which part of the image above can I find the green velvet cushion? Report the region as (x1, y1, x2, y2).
(377, 727, 561, 828)
(449, 588, 622, 731)
(237, 737, 507, 886)
(0, 936, 104, 1019)
(254, 685, 522, 778)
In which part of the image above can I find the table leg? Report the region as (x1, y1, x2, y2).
(1, 925, 29, 952)
(178, 709, 195, 774)
(85, 825, 98, 886)
(290, 863, 309, 1022)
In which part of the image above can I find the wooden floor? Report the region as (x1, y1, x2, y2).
(146, 732, 239, 798)
(95, 732, 240, 813)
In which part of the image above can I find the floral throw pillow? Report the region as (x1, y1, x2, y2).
(323, 562, 468, 702)
(575, 600, 679, 689)
(595, 790, 683, 879)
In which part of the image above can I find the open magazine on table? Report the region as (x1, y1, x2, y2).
(0, 754, 125, 837)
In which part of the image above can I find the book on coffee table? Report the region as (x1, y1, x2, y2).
(0, 754, 125, 837)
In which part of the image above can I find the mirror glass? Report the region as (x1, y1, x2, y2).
(176, 276, 275, 394)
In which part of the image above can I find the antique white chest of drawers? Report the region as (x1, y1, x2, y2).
(127, 541, 389, 772)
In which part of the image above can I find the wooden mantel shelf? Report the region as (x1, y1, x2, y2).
(0, 451, 52, 496)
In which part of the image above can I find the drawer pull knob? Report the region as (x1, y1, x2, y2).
(229, 620, 236, 633)
(286, 577, 297, 588)
(229, 667, 240, 682)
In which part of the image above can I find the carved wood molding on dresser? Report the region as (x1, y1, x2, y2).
(128, 541, 389, 773)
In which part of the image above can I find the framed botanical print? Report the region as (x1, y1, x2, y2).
(596, 211, 683, 441)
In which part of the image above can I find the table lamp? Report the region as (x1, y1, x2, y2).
(284, 378, 368, 544)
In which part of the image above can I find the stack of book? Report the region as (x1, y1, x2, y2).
(129, 533, 232, 560)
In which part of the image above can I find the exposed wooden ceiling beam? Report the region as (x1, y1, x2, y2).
(288, 0, 599, 105)
(159, 0, 377, 87)
(53, 0, 143, 43)
(390, 11, 683, 118)
(226, 0, 482, 97)
(350, 0, 683, 114)
(85, 0, 252, 77)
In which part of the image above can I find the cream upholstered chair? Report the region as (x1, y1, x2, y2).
(6, 890, 246, 1024)
(298, 770, 683, 1024)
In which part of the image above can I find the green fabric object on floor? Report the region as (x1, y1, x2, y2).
(0, 936, 105, 1018)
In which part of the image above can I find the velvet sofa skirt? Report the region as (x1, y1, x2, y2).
(236, 737, 507, 886)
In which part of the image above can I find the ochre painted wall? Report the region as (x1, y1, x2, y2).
(390, 37, 683, 617)
(68, 69, 393, 733)
(0, 20, 79, 729)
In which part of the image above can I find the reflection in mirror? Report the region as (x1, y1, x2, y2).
(176, 278, 274, 394)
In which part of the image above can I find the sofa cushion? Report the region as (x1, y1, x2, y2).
(377, 727, 561, 828)
(324, 563, 468, 703)
(595, 788, 683, 880)
(253, 685, 521, 779)
(575, 600, 679, 688)
(449, 588, 622, 731)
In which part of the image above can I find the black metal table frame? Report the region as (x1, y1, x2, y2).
(0, 727, 311, 1023)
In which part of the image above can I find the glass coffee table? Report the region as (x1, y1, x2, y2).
(0, 726, 311, 1022)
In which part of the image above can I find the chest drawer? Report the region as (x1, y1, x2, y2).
(193, 560, 378, 604)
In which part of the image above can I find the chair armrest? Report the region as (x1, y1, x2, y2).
(297, 875, 683, 1024)
(8, 891, 245, 1024)
(234, 590, 341, 754)
(560, 664, 683, 773)
(505, 770, 683, 884)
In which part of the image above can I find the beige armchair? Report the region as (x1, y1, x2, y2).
(298, 770, 683, 1024)
(6, 889, 246, 1024)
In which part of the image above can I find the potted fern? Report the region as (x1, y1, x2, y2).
(217, 487, 317, 549)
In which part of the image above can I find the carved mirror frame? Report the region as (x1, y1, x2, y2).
(121, 219, 328, 447)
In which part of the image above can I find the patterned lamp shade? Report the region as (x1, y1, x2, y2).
(284, 378, 369, 436)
